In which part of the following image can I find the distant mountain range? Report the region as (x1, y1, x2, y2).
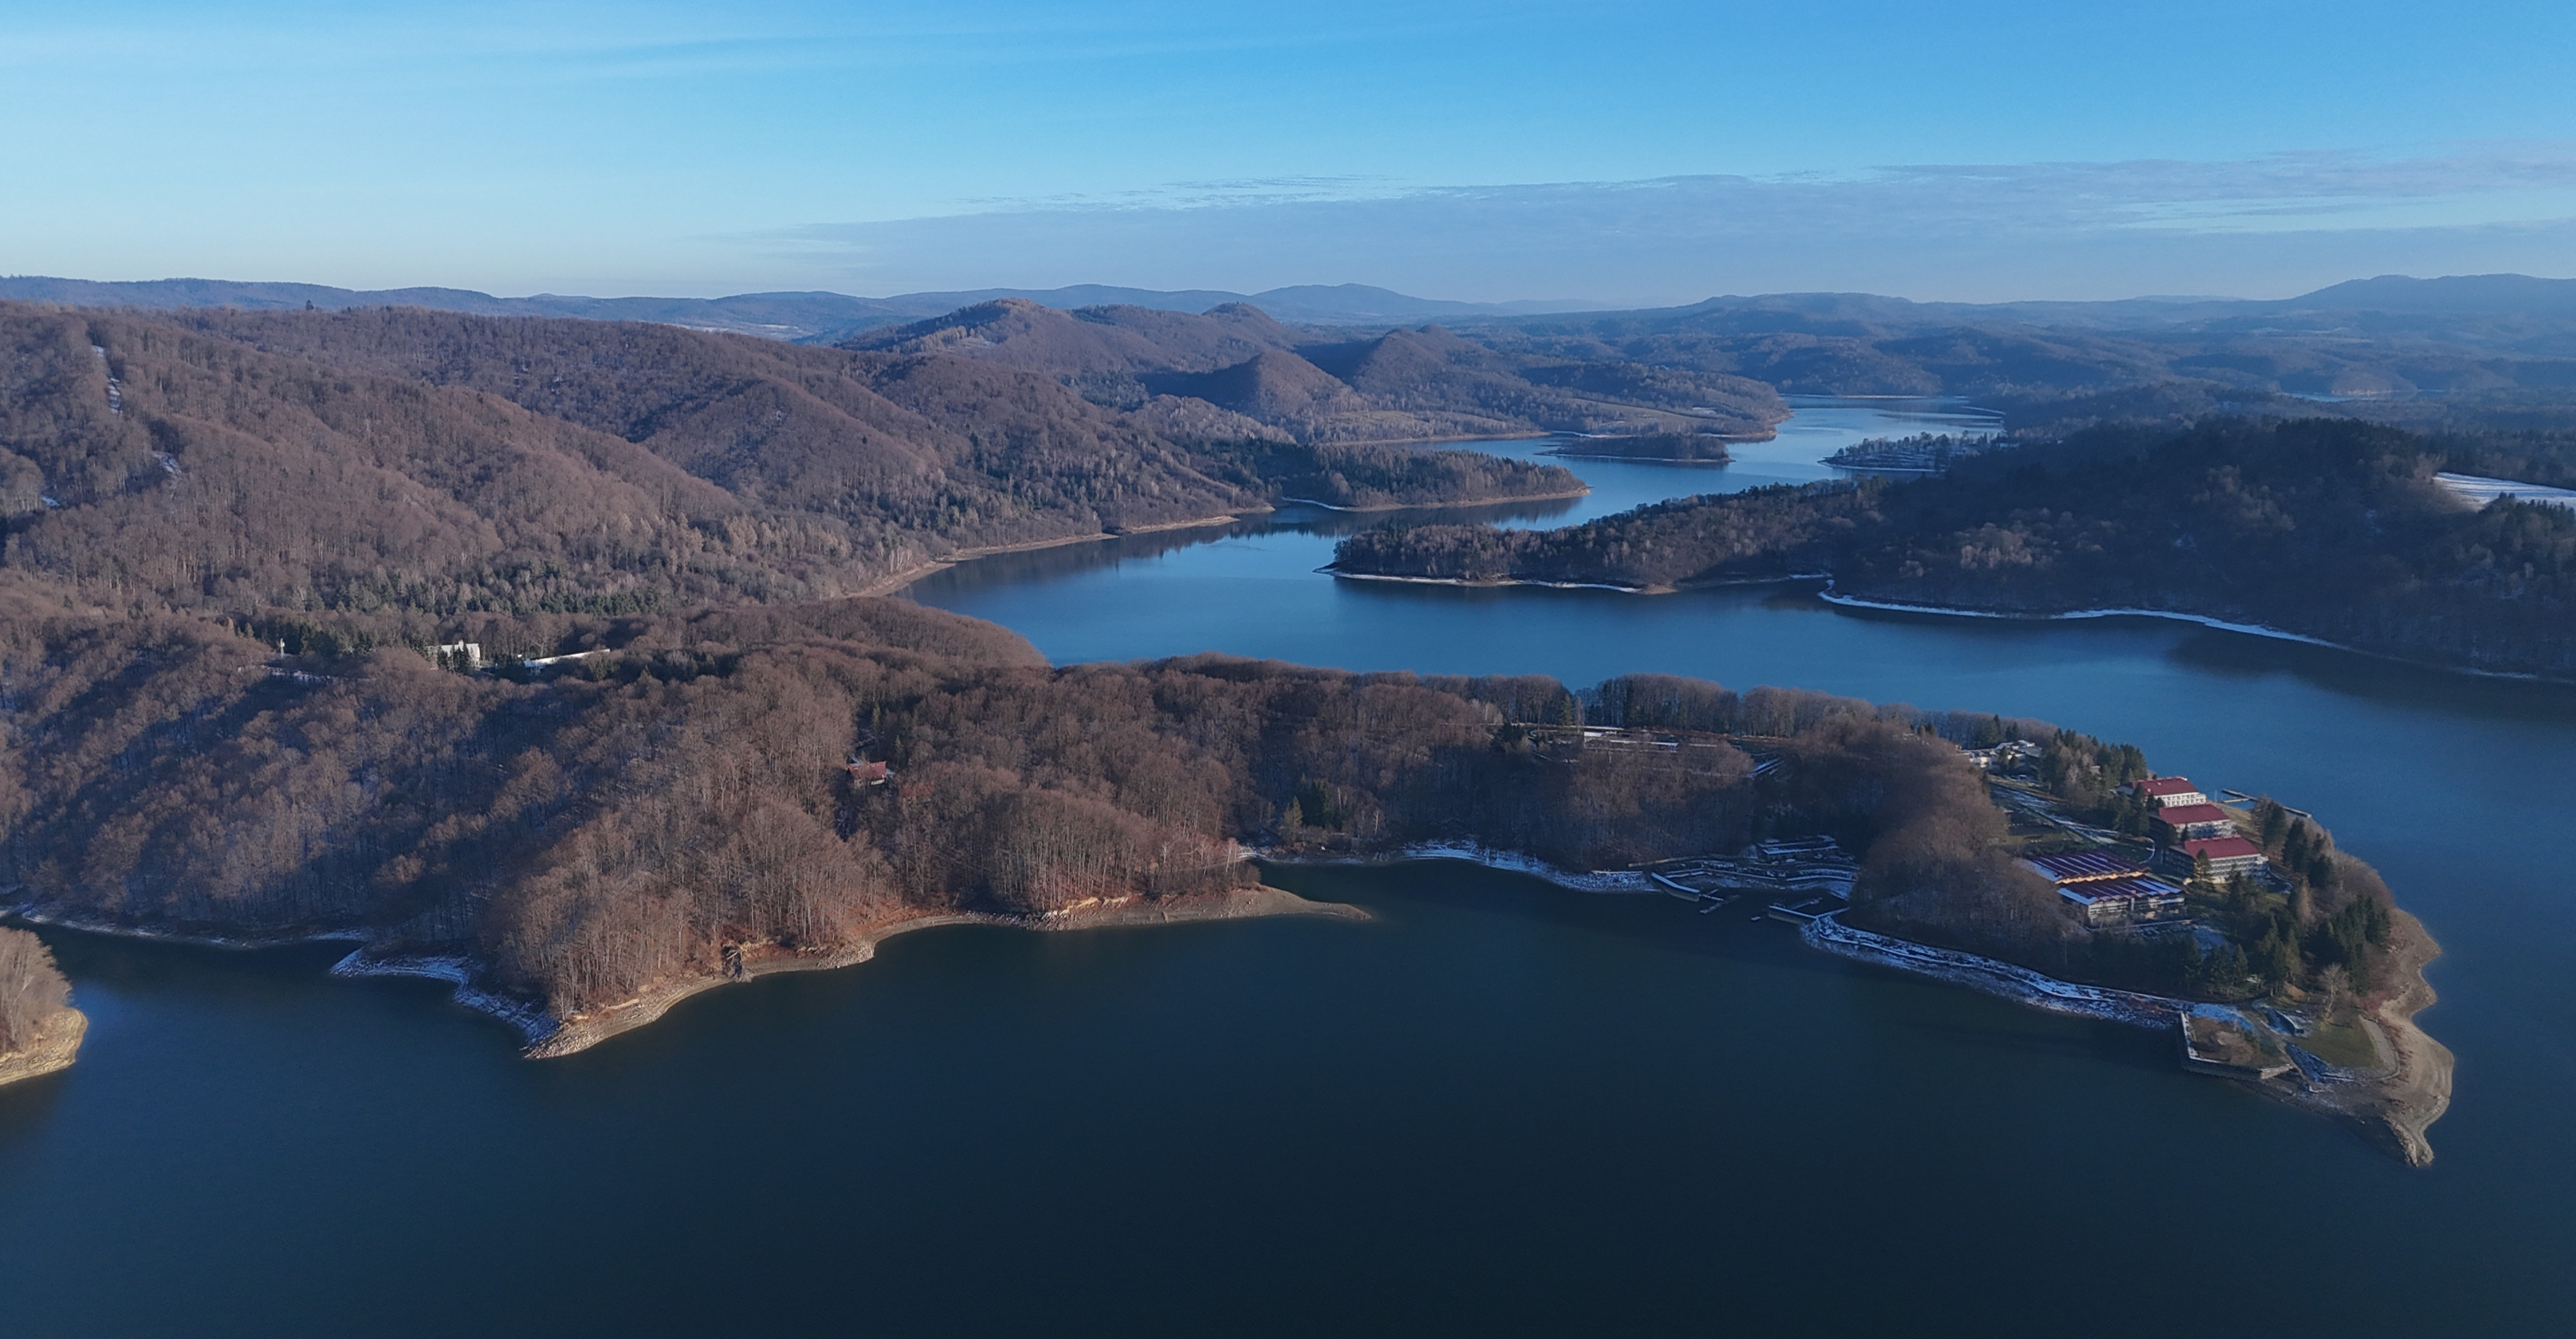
(10, 270, 2574, 433)
(0, 276, 1596, 341)
(4, 272, 2571, 344)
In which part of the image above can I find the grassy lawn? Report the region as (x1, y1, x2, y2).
(2299, 1012, 2383, 1070)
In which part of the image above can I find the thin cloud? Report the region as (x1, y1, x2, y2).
(746, 148, 2576, 303)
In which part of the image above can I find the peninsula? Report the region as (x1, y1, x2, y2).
(0, 590, 2447, 1161)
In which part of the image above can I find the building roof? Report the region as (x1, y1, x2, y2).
(2059, 876, 2187, 905)
(2180, 836, 2264, 861)
(2150, 803, 2232, 827)
(2133, 777, 2203, 799)
(2022, 850, 2147, 884)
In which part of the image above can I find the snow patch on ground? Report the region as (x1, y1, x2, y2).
(1802, 912, 2179, 1030)
(2434, 471, 2576, 510)
(1816, 590, 2345, 649)
(331, 951, 557, 1044)
(1266, 841, 1653, 892)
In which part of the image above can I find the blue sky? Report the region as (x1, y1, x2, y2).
(3, 0, 2572, 302)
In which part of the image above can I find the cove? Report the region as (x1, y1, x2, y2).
(6, 399, 2573, 1336)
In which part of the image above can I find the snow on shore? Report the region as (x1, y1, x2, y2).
(1816, 590, 2345, 649)
(1802, 912, 2177, 1030)
(331, 951, 558, 1044)
(1264, 841, 1655, 892)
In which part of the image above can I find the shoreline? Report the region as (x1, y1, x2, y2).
(10, 884, 1365, 1061)
(1326, 569, 1646, 593)
(1540, 451, 1731, 464)
(1803, 910, 2452, 1166)
(1275, 485, 1591, 514)
(5, 901, 366, 951)
(854, 512, 1259, 597)
(1305, 572, 2559, 682)
(1325, 569, 1828, 595)
(469, 884, 1366, 1059)
(1261, 840, 1657, 893)
(1816, 590, 2564, 684)
(0, 1008, 87, 1089)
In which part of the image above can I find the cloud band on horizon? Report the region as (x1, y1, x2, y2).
(749, 146, 2576, 305)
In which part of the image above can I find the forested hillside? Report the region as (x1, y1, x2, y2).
(1335, 418, 2576, 677)
(847, 299, 1786, 444)
(1466, 290, 2576, 432)
(3, 592, 2017, 1029)
(0, 302, 1579, 619)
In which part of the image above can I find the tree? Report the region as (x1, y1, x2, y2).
(0, 928, 72, 1054)
(2319, 963, 2354, 1018)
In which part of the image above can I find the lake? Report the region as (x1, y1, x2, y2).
(6, 398, 2572, 1336)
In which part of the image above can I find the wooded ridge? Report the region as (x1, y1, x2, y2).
(1, 591, 2056, 1034)
(0, 302, 1581, 620)
(1332, 418, 2576, 677)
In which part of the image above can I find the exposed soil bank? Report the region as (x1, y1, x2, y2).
(2312, 910, 2451, 1168)
(520, 883, 1366, 1059)
(0, 1008, 87, 1088)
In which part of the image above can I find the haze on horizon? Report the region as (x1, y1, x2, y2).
(3, 0, 2572, 307)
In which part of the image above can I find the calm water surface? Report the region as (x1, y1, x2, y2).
(6, 399, 2572, 1336)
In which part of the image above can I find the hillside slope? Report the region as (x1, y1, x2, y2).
(847, 299, 1787, 444)
(0, 303, 1581, 619)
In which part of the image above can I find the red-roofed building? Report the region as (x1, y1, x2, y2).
(2020, 850, 2148, 885)
(2149, 803, 2236, 842)
(2129, 776, 2208, 808)
(2161, 835, 2266, 880)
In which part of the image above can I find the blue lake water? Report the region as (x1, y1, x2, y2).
(6, 398, 2572, 1336)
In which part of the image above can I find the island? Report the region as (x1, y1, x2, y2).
(0, 926, 83, 1087)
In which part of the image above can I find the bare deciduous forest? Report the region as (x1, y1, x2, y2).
(0, 576, 2071, 1021)
(1336, 418, 2576, 676)
(0, 926, 71, 1053)
(0, 298, 2430, 1032)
